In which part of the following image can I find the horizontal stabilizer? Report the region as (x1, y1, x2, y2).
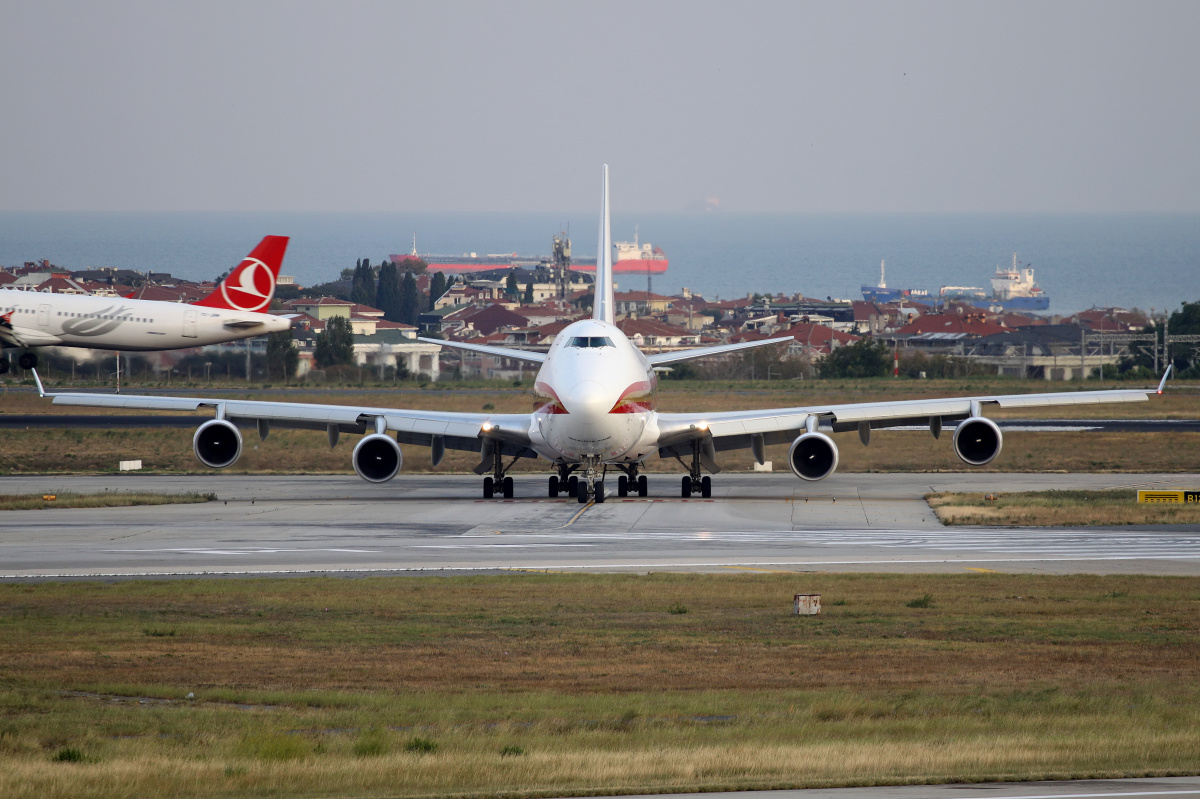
(417, 337, 546, 364)
(646, 336, 793, 367)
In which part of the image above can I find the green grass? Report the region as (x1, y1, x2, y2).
(1, 573, 1200, 797)
(928, 488, 1200, 525)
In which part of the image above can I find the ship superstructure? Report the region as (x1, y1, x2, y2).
(391, 229, 668, 275)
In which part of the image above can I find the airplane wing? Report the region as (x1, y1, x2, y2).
(417, 337, 546, 364)
(32, 371, 535, 460)
(645, 336, 794, 366)
(0, 313, 63, 348)
(654, 382, 1166, 472)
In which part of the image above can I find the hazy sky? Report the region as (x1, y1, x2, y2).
(3, 0, 1198, 213)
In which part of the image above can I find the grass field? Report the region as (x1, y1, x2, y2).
(1, 573, 1199, 798)
(0, 491, 213, 511)
(2, 379, 1198, 475)
(928, 489, 1200, 525)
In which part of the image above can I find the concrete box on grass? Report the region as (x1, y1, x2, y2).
(793, 594, 821, 615)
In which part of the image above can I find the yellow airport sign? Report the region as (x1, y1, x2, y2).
(1137, 490, 1200, 504)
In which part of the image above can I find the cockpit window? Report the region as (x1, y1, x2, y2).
(567, 336, 615, 348)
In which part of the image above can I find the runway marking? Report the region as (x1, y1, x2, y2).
(409, 544, 596, 549)
(965, 567, 1000, 573)
(927, 792, 1200, 799)
(560, 502, 595, 527)
(105, 548, 379, 555)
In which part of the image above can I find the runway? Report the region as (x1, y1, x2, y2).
(2, 472, 1198, 579)
(596, 777, 1200, 799)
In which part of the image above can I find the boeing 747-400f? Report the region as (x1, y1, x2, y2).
(1, 236, 292, 373)
(33, 170, 1172, 502)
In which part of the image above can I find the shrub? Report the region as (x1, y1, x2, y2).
(405, 736, 438, 754)
(906, 593, 935, 609)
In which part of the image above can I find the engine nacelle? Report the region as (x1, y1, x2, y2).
(353, 433, 403, 483)
(193, 419, 243, 469)
(788, 432, 839, 481)
(952, 416, 1003, 465)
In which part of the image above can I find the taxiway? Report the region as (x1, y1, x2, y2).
(2, 472, 1198, 579)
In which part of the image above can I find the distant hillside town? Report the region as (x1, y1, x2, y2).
(1, 255, 1194, 382)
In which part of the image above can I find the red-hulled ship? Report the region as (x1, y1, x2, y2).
(390, 230, 668, 274)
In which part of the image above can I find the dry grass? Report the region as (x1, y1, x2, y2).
(927, 489, 1200, 526)
(1, 573, 1200, 797)
(0, 491, 213, 511)
(2, 378, 1199, 475)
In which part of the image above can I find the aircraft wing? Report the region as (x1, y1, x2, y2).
(418, 337, 546, 364)
(654, 386, 1160, 464)
(33, 372, 535, 458)
(645, 336, 793, 366)
(0, 314, 63, 348)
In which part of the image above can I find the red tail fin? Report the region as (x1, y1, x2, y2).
(193, 235, 289, 312)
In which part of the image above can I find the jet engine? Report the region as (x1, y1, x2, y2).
(353, 433, 403, 483)
(952, 417, 1003, 465)
(788, 432, 840, 481)
(193, 419, 243, 469)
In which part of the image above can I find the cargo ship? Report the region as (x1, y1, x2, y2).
(862, 254, 1050, 311)
(391, 230, 668, 275)
(939, 254, 1050, 311)
(859, 260, 930, 303)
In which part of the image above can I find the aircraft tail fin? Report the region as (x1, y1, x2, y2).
(592, 165, 614, 324)
(193, 236, 289, 313)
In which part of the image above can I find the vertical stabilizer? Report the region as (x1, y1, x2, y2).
(593, 165, 615, 324)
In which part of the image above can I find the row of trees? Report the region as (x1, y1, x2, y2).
(346, 259, 450, 326)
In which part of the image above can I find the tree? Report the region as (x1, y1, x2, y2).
(376, 261, 402, 322)
(505, 270, 519, 297)
(399, 271, 420, 326)
(818, 338, 891, 379)
(314, 315, 355, 368)
(265, 330, 299, 381)
(523, 278, 534, 305)
(429, 272, 448, 311)
(350, 259, 376, 307)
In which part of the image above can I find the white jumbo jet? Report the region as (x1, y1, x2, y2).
(33, 168, 1171, 502)
(1, 236, 293, 373)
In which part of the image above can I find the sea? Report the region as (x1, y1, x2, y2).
(1, 212, 1197, 315)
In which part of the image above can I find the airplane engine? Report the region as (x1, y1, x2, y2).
(788, 432, 839, 481)
(193, 419, 243, 469)
(952, 417, 1003, 465)
(353, 433, 403, 483)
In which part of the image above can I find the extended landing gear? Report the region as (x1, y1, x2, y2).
(571, 460, 606, 504)
(482, 445, 516, 499)
(549, 465, 579, 498)
(0, 357, 8, 375)
(616, 465, 649, 498)
(17, 352, 37, 370)
(680, 448, 712, 498)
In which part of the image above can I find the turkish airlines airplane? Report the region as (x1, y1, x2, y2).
(34, 168, 1171, 502)
(1, 236, 292, 373)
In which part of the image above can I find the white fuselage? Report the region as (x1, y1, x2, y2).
(0, 289, 291, 351)
(527, 318, 661, 464)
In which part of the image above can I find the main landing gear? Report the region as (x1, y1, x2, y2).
(616, 464, 648, 498)
(680, 447, 712, 498)
(17, 352, 37, 370)
(548, 465, 579, 498)
(0, 357, 7, 375)
(482, 445, 517, 499)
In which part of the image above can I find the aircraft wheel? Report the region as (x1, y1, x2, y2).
(637, 475, 648, 497)
(577, 485, 589, 504)
(502, 476, 514, 499)
(483, 476, 494, 499)
(17, 352, 37, 370)
(681, 476, 692, 497)
(594, 481, 605, 503)
(568, 476, 579, 497)
(549, 475, 559, 497)
(0, 358, 8, 375)
(701, 475, 712, 499)
(617, 475, 628, 497)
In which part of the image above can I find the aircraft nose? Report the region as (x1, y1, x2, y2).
(560, 380, 610, 417)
